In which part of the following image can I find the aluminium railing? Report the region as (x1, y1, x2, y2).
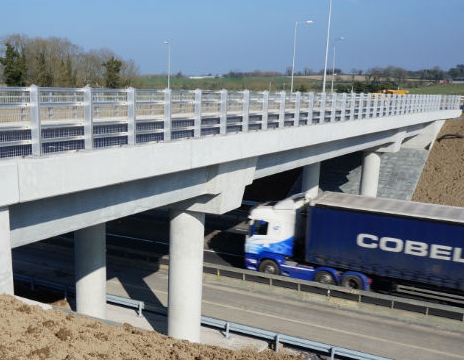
(0, 85, 461, 159)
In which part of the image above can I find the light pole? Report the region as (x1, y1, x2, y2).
(330, 37, 344, 93)
(291, 20, 313, 93)
(322, 0, 333, 93)
(164, 40, 171, 89)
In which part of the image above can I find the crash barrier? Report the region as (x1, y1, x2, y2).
(201, 316, 392, 359)
(14, 274, 145, 317)
(202, 263, 464, 322)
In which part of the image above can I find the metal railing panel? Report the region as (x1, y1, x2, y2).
(0, 86, 460, 159)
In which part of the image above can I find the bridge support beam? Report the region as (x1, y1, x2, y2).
(168, 209, 205, 343)
(302, 162, 320, 199)
(359, 151, 382, 197)
(0, 207, 13, 294)
(74, 223, 107, 319)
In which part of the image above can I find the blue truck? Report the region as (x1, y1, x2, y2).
(244, 191, 464, 298)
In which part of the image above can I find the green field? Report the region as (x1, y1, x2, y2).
(132, 75, 464, 96)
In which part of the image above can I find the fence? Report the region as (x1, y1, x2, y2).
(0, 85, 461, 159)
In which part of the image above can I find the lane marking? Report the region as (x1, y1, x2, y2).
(202, 300, 463, 358)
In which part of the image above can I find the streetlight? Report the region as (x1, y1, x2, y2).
(164, 40, 171, 89)
(330, 37, 345, 93)
(322, 0, 333, 93)
(291, 20, 313, 93)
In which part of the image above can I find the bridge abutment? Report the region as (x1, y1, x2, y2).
(167, 209, 205, 342)
(74, 223, 107, 319)
(0, 207, 13, 294)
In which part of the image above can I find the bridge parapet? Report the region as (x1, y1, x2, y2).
(0, 85, 461, 159)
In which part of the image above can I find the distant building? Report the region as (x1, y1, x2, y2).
(452, 77, 464, 84)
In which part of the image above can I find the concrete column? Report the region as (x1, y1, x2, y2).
(168, 209, 205, 342)
(74, 223, 106, 319)
(359, 151, 382, 197)
(0, 207, 14, 294)
(302, 162, 320, 200)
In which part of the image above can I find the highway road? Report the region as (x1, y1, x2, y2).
(12, 218, 464, 360)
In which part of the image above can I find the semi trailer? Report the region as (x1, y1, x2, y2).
(244, 191, 464, 298)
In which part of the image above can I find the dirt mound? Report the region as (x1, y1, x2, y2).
(0, 295, 303, 360)
(412, 117, 464, 206)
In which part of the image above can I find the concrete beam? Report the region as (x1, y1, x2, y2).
(5, 110, 456, 207)
(170, 158, 257, 215)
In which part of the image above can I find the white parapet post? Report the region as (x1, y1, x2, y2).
(74, 223, 107, 319)
(168, 209, 205, 343)
(0, 207, 13, 294)
(302, 162, 321, 200)
(359, 151, 382, 197)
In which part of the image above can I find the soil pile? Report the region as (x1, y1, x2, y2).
(412, 117, 464, 206)
(0, 294, 303, 360)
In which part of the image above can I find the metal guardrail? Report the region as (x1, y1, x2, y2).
(201, 316, 392, 360)
(22, 241, 464, 322)
(14, 274, 145, 317)
(106, 294, 144, 317)
(0, 86, 461, 159)
(103, 243, 464, 321)
(202, 263, 464, 322)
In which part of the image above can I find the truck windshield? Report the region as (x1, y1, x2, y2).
(250, 220, 268, 236)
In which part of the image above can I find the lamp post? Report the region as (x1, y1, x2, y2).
(164, 40, 171, 89)
(322, 0, 333, 93)
(330, 37, 344, 93)
(291, 20, 313, 93)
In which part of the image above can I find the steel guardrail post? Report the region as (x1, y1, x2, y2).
(330, 92, 337, 122)
(307, 92, 315, 124)
(261, 90, 269, 130)
(339, 92, 347, 120)
(194, 89, 202, 138)
(278, 91, 285, 127)
(83, 86, 93, 150)
(127, 87, 136, 146)
(242, 90, 250, 132)
(163, 88, 172, 141)
(29, 85, 42, 156)
(219, 89, 227, 135)
(294, 91, 301, 125)
(319, 92, 327, 122)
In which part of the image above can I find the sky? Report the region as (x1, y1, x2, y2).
(1, 0, 463, 77)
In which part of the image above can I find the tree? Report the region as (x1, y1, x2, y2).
(0, 42, 27, 86)
(103, 56, 122, 88)
(36, 52, 53, 87)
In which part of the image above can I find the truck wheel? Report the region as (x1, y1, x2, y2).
(341, 275, 363, 290)
(314, 271, 336, 285)
(258, 260, 279, 274)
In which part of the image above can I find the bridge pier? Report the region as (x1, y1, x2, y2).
(0, 207, 13, 294)
(168, 209, 205, 342)
(302, 162, 321, 199)
(74, 223, 107, 319)
(359, 150, 382, 197)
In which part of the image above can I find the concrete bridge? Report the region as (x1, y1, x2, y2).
(0, 85, 461, 342)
